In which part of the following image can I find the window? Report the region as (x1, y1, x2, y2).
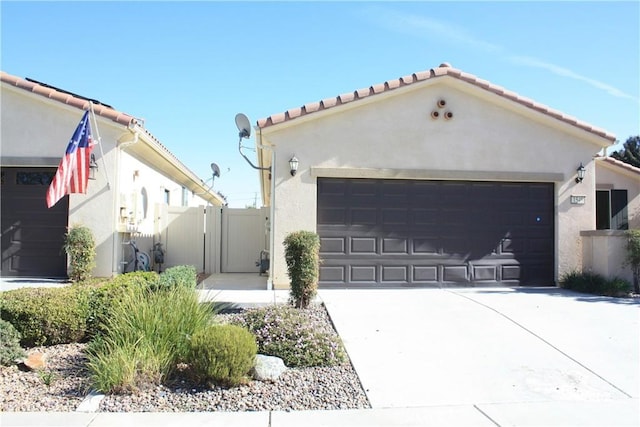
(596, 189, 628, 230)
(181, 186, 189, 207)
(164, 189, 170, 205)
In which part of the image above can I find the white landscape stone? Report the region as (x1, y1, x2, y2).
(252, 354, 287, 382)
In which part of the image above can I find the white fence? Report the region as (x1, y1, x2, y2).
(157, 205, 268, 274)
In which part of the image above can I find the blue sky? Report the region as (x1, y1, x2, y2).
(2, 1, 638, 207)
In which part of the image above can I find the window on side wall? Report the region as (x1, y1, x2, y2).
(596, 189, 628, 230)
(164, 189, 170, 205)
(182, 186, 189, 207)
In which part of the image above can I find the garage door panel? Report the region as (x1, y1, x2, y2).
(318, 179, 347, 195)
(351, 208, 377, 225)
(319, 265, 346, 282)
(443, 265, 469, 282)
(412, 209, 438, 225)
(382, 266, 408, 282)
(440, 209, 467, 226)
(351, 237, 377, 254)
(502, 265, 522, 281)
(351, 265, 377, 282)
(320, 237, 346, 254)
(413, 266, 439, 282)
(317, 178, 553, 287)
(382, 209, 408, 225)
(382, 238, 408, 254)
(351, 181, 377, 196)
(413, 238, 440, 254)
(473, 265, 497, 281)
(318, 207, 346, 225)
(527, 237, 554, 254)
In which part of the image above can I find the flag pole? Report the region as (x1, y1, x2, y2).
(89, 101, 111, 190)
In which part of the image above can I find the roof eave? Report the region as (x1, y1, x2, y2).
(124, 125, 226, 206)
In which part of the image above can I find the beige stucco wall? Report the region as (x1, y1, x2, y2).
(2, 84, 212, 278)
(581, 230, 633, 283)
(259, 78, 610, 288)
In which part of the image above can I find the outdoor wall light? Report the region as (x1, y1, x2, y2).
(575, 163, 586, 184)
(289, 156, 299, 176)
(89, 153, 98, 180)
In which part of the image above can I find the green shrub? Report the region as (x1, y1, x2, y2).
(0, 319, 26, 365)
(153, 265, 197, 292)
(231, 304, 345, 368)
(87, 285, 215, 393)
(284, 231, 321, 308)
(0, 286, 90, 347)
(560, 271, 631, 297)
(187, 324, 257, 387)
(63, 225, 96, 282)
(86, 271, 159, 338)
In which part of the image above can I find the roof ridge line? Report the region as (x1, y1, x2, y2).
(256, 63, 615, 142)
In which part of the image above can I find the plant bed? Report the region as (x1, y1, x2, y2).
(0, 304, 370, 412)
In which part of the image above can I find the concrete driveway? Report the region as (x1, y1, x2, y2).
(319, 287, 639, 424)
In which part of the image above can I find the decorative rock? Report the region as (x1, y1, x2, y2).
(22, 352, 47, 371)
(252, 354, 287, 382)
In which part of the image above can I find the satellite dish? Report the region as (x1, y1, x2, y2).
(235, 113, 270, 172)
(235, 113, 251, 139)
(211, 162, 221, 178)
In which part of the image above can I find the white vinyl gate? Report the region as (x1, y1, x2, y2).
(158, 205, 268, 274)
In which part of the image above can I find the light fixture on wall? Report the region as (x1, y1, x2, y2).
(289, 156, 299, 176)
(575, 163, 586, 183)
(89, 154, 98, 180)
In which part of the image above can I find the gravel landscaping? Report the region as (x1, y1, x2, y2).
(0, 304, 371, 412)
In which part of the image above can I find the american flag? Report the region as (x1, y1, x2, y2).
(46, 111, 94, 208)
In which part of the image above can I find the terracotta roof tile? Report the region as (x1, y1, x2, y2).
(1, 71, 138, 127)
(257, 63, 616, 142)
(338, 92, 356, 103)
(353, 87, 368, 98)
(371, 83, 386, 94)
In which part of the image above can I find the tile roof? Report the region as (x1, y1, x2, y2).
(257, 63, 616, 142)
(598, 155, 640, 176)
(1, 71, 139, 127)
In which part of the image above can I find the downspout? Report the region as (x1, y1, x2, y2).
(112, 126, 140, 276)
(257, 127, 276, 290)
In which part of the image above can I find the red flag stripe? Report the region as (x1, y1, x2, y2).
(46, 112, 93, 208)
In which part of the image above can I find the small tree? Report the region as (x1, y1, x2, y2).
(284, 231, 321, 308)
(611, 136, 640, 168)
(63, 224, 96, 282)
(624, 229, 640, 293)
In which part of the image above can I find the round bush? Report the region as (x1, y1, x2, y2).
(232, 304, 346, 368)
(0, 319, 26, 365)
(188, 324, 257, 387)
(0, 286, 90, 347)
(153, 265, 197, 292)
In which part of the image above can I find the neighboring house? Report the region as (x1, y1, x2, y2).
(253, 62, 638, 289)
(1, 71, 225, 278)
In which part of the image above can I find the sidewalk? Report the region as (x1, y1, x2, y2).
(3, 399, 639, 426)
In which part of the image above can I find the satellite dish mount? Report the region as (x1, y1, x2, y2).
(235, 113, 271, 172)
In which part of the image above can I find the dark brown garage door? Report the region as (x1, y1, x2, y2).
(317, 178, 554, 287)
(1, 168, 68, 277)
